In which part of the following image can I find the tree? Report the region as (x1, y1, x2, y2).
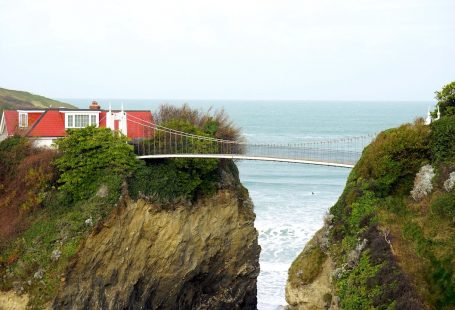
(54, 127, 138, 199)
(435, 81, 455, 117)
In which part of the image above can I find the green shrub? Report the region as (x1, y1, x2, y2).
(348, 191, 378, 231)
(431, 191, 455, 218)
(434, 81, 455, 117)
(130, 117, 223, 204)
(430, 115, 455, 162)
(354, 121, 430, 196)
(54, 127, 138, 200)
(128, 158, 219, 204)
(431, 259, 455, 308)
(337, 252, 383, 309)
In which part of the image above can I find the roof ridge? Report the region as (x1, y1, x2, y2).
(25, 110, 48, 137)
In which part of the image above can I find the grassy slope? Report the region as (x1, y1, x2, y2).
(0, 87, 76, 111)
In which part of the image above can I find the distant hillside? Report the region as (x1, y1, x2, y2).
(0, 87, 76, 111)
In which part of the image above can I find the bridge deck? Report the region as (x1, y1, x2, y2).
(137, 154, 354, 168)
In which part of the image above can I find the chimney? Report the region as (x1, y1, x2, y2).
(89, 101, 101, 110)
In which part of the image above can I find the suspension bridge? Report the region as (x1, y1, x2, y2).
(126, 114, 375, 168)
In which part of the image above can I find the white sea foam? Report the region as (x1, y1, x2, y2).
(238, 161, 347, 309)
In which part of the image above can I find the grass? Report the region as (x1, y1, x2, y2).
(0, 188, 120, 309)
(0, 87, 76, 111)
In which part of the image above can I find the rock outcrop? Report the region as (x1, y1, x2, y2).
(53, 185, 260, 309)
(285, 229, 337, 310)
(0, 291, 29, 310)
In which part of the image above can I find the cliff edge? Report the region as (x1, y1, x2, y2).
(53, 178, 259, 309)
(0, 122, 260, 309)
(286, 117, 455, 309)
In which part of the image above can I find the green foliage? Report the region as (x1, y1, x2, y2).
(54, 127, 138, 200)
(337, 252, 383, 309)
(402, 219, 455, 307)
(434, 81, 455, 117)
(354, 121, 430, 196)
(430, 115, 455, 162)
(328, 112, 455, 309)
(431, 259, 455, 308)
(431, 191, 455, 218)
(348, 191, 377, 231)
(130, 119, 222, 204)
(129, 158, 219, 204)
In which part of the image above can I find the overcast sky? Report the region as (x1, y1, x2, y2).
(0, 0, 453, 100)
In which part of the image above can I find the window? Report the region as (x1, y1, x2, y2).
(67, 115, 74, 127)
(66, 113, 98, 128)
(19, 113, 28, 128)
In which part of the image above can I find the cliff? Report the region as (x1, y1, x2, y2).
(0, 133, 260, 309)
(53, 185, 259, 309)
(286, 118, 455, 309)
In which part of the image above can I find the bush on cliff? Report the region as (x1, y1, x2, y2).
(130, 104, 243, 204)
(354, 120, 430, 197)
(326, 111, 455, 308)
(1, 131, 130, 308)
(434, 81, 455, 117)
(129, 119, 220, 203)
(430, 115, 455, 162)
(0, 137, 58, 245)
(54, 127, 138, 200)
(154, 103, 243, 142)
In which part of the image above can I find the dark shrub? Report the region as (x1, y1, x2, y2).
(54, 127, 138, 200)
(430, 115, 455, 162)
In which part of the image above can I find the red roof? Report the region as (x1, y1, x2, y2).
(3, 110, 18, 135)
(27, 110, 66, 137)
(1, 109, 154, 139)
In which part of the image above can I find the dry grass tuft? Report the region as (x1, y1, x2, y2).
(155, 103, 244, 142)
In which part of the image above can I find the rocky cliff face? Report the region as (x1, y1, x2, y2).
(53, 184, 260, 309)
(285, 228, 337, 310)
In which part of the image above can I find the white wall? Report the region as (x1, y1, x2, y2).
(31, 138, 57, 148)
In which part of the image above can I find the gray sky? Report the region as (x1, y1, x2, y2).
(0, 0, 453, 100)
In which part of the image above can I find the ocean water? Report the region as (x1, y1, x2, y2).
(65, 99, 431, 309)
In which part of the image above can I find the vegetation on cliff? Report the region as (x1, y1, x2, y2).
(288, 82, 455, 309)
(0, 104, 244, 308)
(0, 129, 131, 308)
(330, 122, 455, 308)
(129, 104, 243, 204)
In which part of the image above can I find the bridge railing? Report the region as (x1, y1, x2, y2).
(127, 114, 374, 166)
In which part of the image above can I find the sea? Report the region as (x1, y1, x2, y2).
(64, 99, 431, 309)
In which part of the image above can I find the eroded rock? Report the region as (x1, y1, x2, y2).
(53, 188, 260, 309)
